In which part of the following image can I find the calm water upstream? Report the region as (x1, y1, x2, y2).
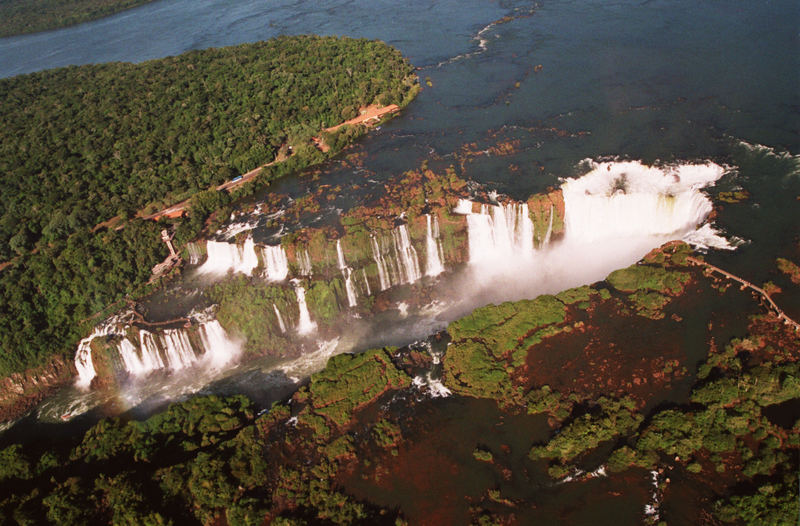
(1, 0, 798, 450)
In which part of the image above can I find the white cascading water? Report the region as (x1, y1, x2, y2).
(261, 244, 289, 281)
(562, 160, 725, 243)
(453, 199, 474, 215)
(393, 224, 422, 284)
(161, 329, 198, 371)
(74, 321, 124, 389)
(99, 321, 241, 378)
(297, 249, 313, 276)
(197, 320, 241, 370)
(457, 201, 535, 265)
(199, 238, 259, 276)
(273, 304, 287, 333)
(293, 283, 317, 335)
(425, 214, 445, 277)
(186, 242, 204, 265)
(74, 333, 98, 388)
(371, 235, 394, 291)
(543, 205, 554, 245)
(138, 331, 168, 372)
(336, 240, 358, 307)
(116, 337, 150, 377)
(371, 224, 423, 289)
(361, 268, 371, 296)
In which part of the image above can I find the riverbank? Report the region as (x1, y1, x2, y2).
(0, 35, 419, 382)
(0, 0, 156, 38)
(1, 241, 796, 524)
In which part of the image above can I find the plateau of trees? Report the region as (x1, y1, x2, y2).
(0, 35, 417, 375)
(0, 0, 155, 38)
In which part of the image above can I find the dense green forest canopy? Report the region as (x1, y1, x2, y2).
(0, 35, 415, 261)
(0, 0, 154, 37)
(0, 35, 417, 376)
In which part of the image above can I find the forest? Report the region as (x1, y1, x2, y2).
(0, 35, 418, 375)
(0, 285, 795, 524)
(0, 0, 154, 37)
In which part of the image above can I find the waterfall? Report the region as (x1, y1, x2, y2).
(273, 304, 287, 333)
(361, 268, 371, 296)
(161, 329, 198, 371)
(371, 235, 393, 291)
(74, 335, 98, 388)
(106, 321, 239, 379)
(197, 320, 240, 369)
(116, 338, 148, 376)
(336, 240, 358, 307)
(453, 199, 474, 215)
(370, 224, 422, 289)
(460, 201, 535, 264)
(293, 283, 317, 335)
(199, 238, 259, 276)
(73, 318, 131, 389)
(74, 322, 122, 389)
(186, 242, 204, 265)
(425, 214, 445, 277)
(138, 331, 167, 372)
(393, 224, 422, 284)
(543, 205, 554, 245)
(561, 161, 725, 242)
(261, 244, 289, 281)
(297, 249, 312, 276)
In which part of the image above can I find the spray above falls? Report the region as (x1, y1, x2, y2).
(562, 160, 726, 243)
(455, 160, 728, 267)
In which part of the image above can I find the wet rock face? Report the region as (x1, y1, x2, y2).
(0, 355, 76, 421)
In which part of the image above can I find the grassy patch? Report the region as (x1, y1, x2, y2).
(309, 348, 410, 427)
(607, 264, 690, 295)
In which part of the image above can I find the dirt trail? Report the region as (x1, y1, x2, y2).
(144, 104, 399, 221)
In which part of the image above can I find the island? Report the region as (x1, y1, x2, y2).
(0, 35, 418, 391)
(0, 0, 156, 38)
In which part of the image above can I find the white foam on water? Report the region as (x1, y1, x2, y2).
(278, 338, 341, 379)
(413, 373, 452, 398)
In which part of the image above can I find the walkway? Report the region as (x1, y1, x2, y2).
(687, 256, 800, 332)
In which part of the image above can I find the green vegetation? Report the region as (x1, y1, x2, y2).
(0, 220, 165, 375)
(0, 0, 154, 37)
(444, 295, 567, 398)
(0, 347, 415, 524)
(208, 276, 297, 355)
(717, 190, 750, 203)
(529, 396, 642, 466)
(472, 447, 493, 462)
(776, 257, 800, 284)
(0, 395, 259, 525)
(606, 264, 690, 295)
(0, 35, 417, 376)
(0, 246, 798, 524)
(309, 348, 410, 427)
(0, 36, 415, 258)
